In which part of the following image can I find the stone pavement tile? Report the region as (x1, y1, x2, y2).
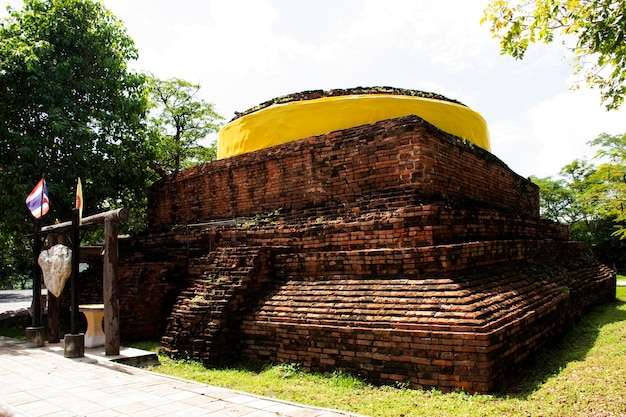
(158, 400, 198, 413)
(288, 409, 337, 417)
(67, 400, 107, 416)
(11, 399, 62, 417)
(88, 392, 137, 409)
(91, 411, 126, 417)
(167, 405, 219, 417)
(244, 411, 284, 417)
(180, 393, 222, 407)
(110, 400, 153, 415)
(225, 404, 263, 416)
(0, 391, 41, 407)
(162, 388, 202, 402)
(265, 403, 311, 415)
(178, 396, 233, 414)
(222, 393, 264, 405)
(32, 411, 76, 417)
(244, 398, 282, 410)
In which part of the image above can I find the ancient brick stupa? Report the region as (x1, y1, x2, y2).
(110, 87, 614, 393)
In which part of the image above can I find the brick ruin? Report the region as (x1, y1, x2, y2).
(75, 114, 614, 393)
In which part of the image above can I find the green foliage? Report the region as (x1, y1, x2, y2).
(0, 325, 27, 340)
(531, 132, 626, 267)
(587, 132, 626, 239)
(531, 158, 598, 226)
(483, 0, 626, 110)
(145, 75, 223, 177)
(0, 1, 225, 285)
(0, 230, 31, 289)
(531, 175, 579, 223)
(0, 0, 150, 235)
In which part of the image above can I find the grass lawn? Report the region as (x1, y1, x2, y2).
(142, 285, 626, 417)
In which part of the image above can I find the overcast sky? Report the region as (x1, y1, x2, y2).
(3, 0, 626, 178)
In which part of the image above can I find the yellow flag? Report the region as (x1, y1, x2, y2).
(75, 177, 83, 223)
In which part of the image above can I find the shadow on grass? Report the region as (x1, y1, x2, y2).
(497, 293, 626, 398)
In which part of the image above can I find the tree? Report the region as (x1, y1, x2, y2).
(531, 132, 626, 269)
(146, 76, 223, 177)
(531, 159, 597, 225)
(586, 132, 626, 238)
(0, 230, 31, 289)
(0, 0, 150, 237)
(483, 0, 626, 110)
(531, 175, 577, 223)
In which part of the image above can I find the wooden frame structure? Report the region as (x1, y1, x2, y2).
(31, 208, 128, 356)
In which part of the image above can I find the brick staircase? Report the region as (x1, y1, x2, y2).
(160, 246, 275, 365)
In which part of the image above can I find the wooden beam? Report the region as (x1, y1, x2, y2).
(40, 208, 129, 234)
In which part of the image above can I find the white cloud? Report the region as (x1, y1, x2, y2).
(526, 87, 626, 177)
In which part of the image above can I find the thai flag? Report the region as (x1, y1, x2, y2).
(25, 178, 50, 219)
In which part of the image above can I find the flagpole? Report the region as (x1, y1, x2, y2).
(25, 218, 44, 348)
(35, 175, 44, 326)
(25, 176, 48, 348)
(40, 175, 44, 220)
(32, 219, 42, 328)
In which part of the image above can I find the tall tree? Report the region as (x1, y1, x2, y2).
(0, 0, 149, 235)
(146, 76, 223, 177)
(531, 158, 598, 226)
(483, 0, 626, 110)
(586, 132, 626, 238)
(531, 175, 579, 223)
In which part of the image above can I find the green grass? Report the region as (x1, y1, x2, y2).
(0, 325, 26, 340)
(142, 286, 626, 417)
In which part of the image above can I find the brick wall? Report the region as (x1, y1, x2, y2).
(76, 114, 615, 393)
(240, 242, 614, 392)
(148, 115, 539, 230)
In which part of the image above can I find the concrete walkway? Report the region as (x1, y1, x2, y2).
(0, 290, 44, 314)
(0, 337, 363, 417)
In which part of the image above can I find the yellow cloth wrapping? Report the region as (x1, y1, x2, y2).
(217, 94, 490, 159)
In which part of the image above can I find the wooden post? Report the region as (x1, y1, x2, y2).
(46, 233, 66, 343)
(47, 293, 60, 343)
(103, 215, 120, 356)
(70, 208, 80, 335)
(64, 208, 84, 358)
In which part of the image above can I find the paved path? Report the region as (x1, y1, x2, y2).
(0, 290, 42, 314)
(0, 337, 363, 417)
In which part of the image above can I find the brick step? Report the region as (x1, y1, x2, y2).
(180, 203, 567, 257)
(274, 240, 586, 277)
(246, 246, 611, 333)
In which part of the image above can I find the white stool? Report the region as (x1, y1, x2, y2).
(79, 304, 105, 348)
